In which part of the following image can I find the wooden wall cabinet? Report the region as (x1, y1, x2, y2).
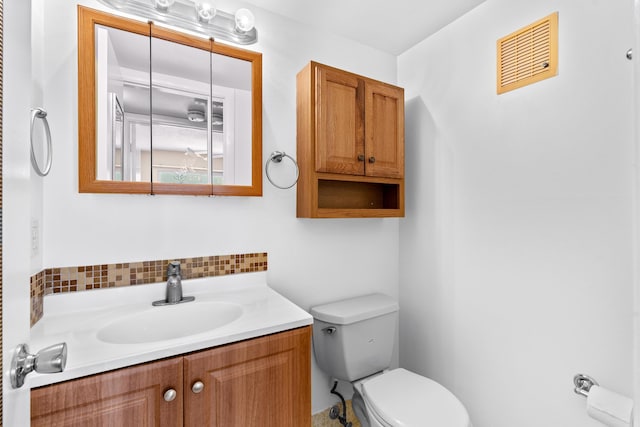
(31, 327, 311, 427)
(297, 61, 405, 218)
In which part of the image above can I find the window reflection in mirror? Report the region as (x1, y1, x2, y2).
(78, 6, 262, 196)
(150, 35, 210, 191)
(108, 93, 124, 181)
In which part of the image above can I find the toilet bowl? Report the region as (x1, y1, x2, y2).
(354, 368, 472, 427)
(310, 294, 472, 427)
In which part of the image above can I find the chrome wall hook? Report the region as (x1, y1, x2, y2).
(573, 373, 599, 398)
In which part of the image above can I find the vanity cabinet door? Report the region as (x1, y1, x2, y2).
(183, 326, 311, 427)
(31, 357, 183, 427)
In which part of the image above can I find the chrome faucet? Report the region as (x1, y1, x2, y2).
(152, 261, 195, 306)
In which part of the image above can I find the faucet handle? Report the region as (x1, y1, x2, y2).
(167, 261, 181, 277)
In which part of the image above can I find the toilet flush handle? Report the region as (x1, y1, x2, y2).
(322, 326, 337, 335)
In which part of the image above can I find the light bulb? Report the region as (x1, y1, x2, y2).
(234, 8, 255, 32)
(154, 0, 174, 11)
(195, 1, 217, 23)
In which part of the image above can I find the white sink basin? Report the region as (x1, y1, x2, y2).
(29, 272, 314, 388)
(97, 300, 243, 344)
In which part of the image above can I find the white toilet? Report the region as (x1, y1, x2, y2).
(311, 294, 472, 427)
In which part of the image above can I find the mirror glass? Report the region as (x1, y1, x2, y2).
(95, 24, 150, 182)
(150, 36, 211, 187)
(79, 7, 262, 196)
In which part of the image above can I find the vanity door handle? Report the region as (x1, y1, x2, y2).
(357, 154, 365, 161)
(192, 381, 205, 394)
(163, 388, 177, 402)
(368, 156, 376, 164)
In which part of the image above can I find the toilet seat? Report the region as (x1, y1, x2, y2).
(362, 368, 471, 427)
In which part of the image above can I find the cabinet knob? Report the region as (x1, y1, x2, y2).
(192, 381, 205, 394)
(163, 388, 177, 402)
(357, 154, 365, 161)
(368, 156, 376, 163)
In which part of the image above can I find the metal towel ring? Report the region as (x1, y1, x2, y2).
(265, 151, 299, 189)
(30, 108, 52, 176)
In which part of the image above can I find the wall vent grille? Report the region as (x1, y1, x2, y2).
(497, 12, 558, 94)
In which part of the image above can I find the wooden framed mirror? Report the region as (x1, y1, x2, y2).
(78, 6, 262, 196)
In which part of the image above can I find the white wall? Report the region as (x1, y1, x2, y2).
(30, 0, 45, 274)
(398, 1, 634, 426)
(3, 0, 35, 423)
(37, 0, 399, 413)
(634, 2, 640, 424)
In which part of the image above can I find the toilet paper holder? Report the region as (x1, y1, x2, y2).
(574, 373, 599, 397)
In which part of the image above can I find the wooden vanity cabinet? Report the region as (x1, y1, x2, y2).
(184, 326, 311, 426)
(297, 61, 405, 218)
(31, 327, 311, 427)
(31, 357, 183, 427)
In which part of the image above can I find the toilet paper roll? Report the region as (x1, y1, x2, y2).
(586, 385, 634, 427)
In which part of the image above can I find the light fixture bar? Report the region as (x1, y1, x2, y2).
(95, 0, 257, 45)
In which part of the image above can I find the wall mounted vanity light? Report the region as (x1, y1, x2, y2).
(154, 0, 175, 11)
(234, 8, 255, 33)
(194, 1, 216, 23)
(96, 0, 257, 44)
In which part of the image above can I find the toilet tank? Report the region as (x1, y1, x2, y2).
(310, 294, 398, 382)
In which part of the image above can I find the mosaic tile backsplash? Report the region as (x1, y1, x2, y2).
(30, 252, 267, 326)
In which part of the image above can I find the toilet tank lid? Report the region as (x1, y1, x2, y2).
(310, 294, 398, 325)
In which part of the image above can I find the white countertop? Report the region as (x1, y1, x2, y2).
(29, 272, 313, 388)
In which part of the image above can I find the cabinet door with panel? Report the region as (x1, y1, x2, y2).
(315, 66, 365, 175)
(315, 63, 403, 179)
(31, 357, 183, 427)
(365, 81, 404, 178)
(32, 327, 312, 427)
(184, 327, 311, 427)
